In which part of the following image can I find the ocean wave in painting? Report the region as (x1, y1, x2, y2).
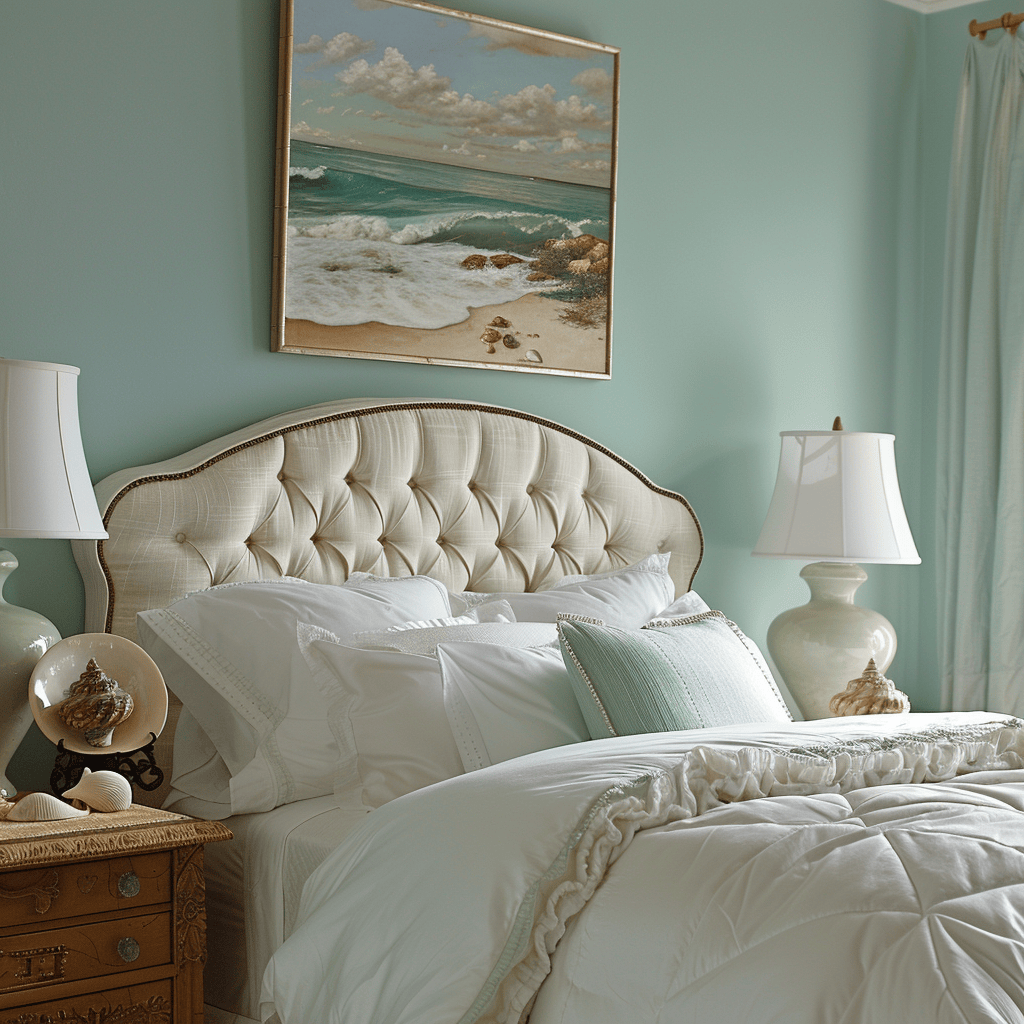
(285, 139, 610, 329)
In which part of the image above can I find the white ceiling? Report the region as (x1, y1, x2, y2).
(884, 0, 989, 12)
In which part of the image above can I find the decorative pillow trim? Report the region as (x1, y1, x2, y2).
(555, 613, 606, 626)
(440, 677, 490, 773)
(142, 609, 284, 733)
(556, 623, 617, 738)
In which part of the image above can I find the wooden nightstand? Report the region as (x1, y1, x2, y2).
(0, 804, 230, 1023)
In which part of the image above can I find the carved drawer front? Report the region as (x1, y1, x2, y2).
(0, 912, 171, 996)
(0, 853, 171, 929)
(0, 977, 173, 1023)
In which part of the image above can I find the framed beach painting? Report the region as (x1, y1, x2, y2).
(272, 0, 618, 377)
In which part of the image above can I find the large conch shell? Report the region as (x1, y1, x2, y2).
(63, 768, 133, 812)
(829, 658, 911, 716)
(2, 792, 90, 822)
(56, 658, 134, 747)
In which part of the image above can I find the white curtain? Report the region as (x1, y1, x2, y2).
(938, 31, 1024, 713)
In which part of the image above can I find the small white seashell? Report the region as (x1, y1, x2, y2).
(8, 792, 90, 821)
(62, 768, 133, 812)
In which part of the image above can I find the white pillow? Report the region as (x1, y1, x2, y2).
(452, 553, 675, 628)
(298, 625, 465, 809)
(372, 599, 517, 633)
(437, 642, 588, 772)
(136, 575, 452, 817)
(352, 621, 557, 657)
(650, 588, 711, 620)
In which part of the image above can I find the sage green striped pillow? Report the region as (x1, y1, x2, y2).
(557, 611, 792, 738)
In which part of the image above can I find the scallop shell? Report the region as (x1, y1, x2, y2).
(7, 792, 90, 821)
(829, 658, 910, 716)
(62, 768, 133, 812)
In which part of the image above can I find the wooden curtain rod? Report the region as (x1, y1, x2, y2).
(969, 11, 1024, 38)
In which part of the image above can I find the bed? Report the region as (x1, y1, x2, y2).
(70, 397, 1024, 1024)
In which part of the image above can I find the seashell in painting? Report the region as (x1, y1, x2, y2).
(62, 768, 133, 812)
(829, 659, 911, 717)
(56, 658, 134, 747)
(7, 792, 90, 821)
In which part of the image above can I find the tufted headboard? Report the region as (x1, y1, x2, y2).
(71, 398, 703, 805)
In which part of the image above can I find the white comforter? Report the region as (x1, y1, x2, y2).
(260, 713, 1024, 1024)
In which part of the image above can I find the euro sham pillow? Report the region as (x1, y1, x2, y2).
(298, 621, 574, 807)
(557, 611, 792, 740)
(452, 553, 675, 629)
(136, 574, 452, 817)
(298, 625, 466, 810)
(436, 641, 588, 772)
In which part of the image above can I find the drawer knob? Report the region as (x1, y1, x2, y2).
(117, 936, 141, 963)
(117, 871, 141, 898)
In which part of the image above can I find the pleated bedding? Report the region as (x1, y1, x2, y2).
(260, 712, 1024, 1024)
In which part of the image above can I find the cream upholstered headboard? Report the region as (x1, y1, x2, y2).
(71, 398, 703, 805)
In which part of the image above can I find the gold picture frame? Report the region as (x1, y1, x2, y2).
(272, 0, 618, 377)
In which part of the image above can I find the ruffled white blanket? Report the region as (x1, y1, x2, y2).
(260, 713, 1024, 1024)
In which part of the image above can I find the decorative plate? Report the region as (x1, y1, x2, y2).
(29, 633, 168, 755)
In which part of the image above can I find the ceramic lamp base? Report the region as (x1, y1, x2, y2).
(0, 549, 61, 795)
(766, 561, 896, 720)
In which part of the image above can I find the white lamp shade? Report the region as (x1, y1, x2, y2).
(753, 430, 920, 564)
(0, 358, 107, 539)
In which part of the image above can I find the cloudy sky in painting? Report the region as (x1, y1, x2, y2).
(289, 0, 617, 186)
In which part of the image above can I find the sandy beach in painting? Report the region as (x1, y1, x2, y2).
(280, 2, 617, 376)
(283, 292, 608, 376)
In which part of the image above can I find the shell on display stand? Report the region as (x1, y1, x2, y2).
(62, 768, 133, 812)
(56, 658, 135, 748)
(829, 659, 911, 717)
(2, 792, 90, 822)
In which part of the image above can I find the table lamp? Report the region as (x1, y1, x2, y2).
(752, 418, 920, 719)
(0, 358, 107, 795)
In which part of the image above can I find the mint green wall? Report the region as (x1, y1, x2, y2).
(3, 0, 946, 790)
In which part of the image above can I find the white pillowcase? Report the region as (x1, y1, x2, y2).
(437, 642, 588, 772)
(650, 588, 711, 620)
(297, 620, 575, 808)
(136, 575, 452, 817)
(452, 553, 675, 628)
(353, 621, 557, 657)
(298, 625, 465, 809)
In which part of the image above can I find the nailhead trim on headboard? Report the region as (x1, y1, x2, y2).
(94, 400, 704, 634)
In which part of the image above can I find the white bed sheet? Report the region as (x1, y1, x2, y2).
(204, 793, 371, 1022)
